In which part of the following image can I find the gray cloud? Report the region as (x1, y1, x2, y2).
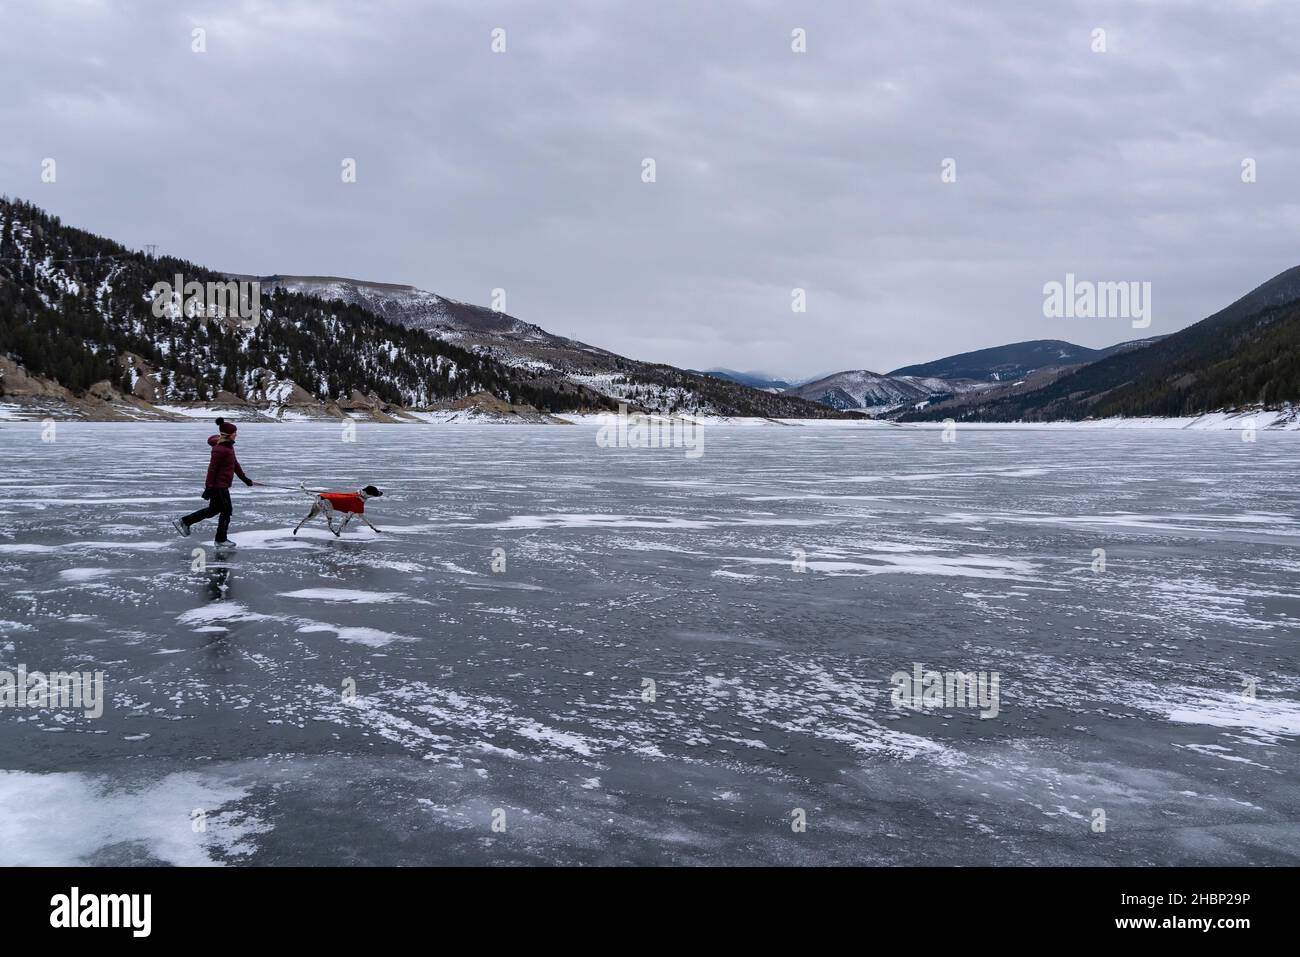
(3, 0, 1297, 378)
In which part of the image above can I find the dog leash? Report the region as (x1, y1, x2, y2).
(252, 481, 327, 493)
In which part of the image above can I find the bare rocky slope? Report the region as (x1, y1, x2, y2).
(241, 274, 848, 420)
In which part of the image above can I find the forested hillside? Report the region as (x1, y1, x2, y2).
(0, 197, 611, 413)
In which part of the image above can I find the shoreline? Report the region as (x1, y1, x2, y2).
(3, 405, 1297, 431)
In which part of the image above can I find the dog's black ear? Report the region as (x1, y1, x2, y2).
(364, 485, 382, 497)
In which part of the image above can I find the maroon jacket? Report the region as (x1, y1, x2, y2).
(204, 435, 250, 489)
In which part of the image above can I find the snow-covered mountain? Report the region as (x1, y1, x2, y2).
(789, 338, 1165, 416)
(241, 275, 844, 419)
(240, 276, 620, 375)
(787, 370, 923, 412)
(786, 369, 989, 415)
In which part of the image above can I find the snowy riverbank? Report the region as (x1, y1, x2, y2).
(5, 401, 1298, 431)
(557, 407, 1300, 432)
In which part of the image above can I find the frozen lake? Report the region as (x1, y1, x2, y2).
(1, 421, 1297, 865)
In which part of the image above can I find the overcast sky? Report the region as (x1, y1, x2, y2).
(2, 0, 1297, 378)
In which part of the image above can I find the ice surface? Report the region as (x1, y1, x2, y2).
(0, 421, 1297, 865)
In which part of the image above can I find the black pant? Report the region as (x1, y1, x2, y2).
(183, 487, 233, 542)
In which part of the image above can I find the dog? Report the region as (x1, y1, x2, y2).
(293, 485, 384, 537)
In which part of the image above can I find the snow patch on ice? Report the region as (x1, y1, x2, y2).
(59, 567, 114, 582)
(0, 769, 266, 866)
(296, 623, 419, 647)
(279, 588, 407, 604)
(177, 602, 274, 626)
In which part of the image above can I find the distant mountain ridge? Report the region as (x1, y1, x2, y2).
(889, 338, 1149, 383)
(783, 336, 1172, 416)
(902, 266, 1300, 421)
(700, 368, 794, 392)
